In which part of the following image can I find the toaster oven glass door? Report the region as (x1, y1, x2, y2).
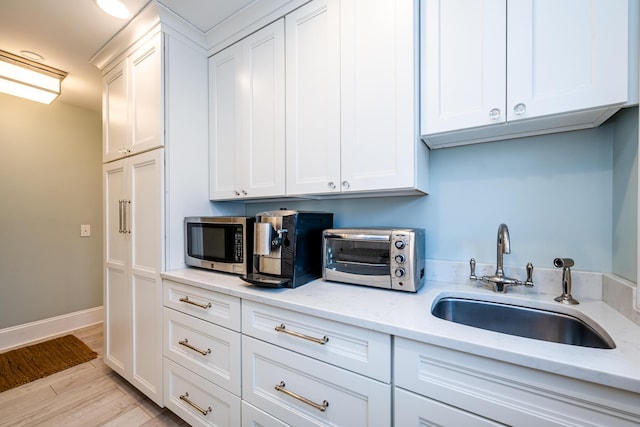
(325, 239, 390, 275)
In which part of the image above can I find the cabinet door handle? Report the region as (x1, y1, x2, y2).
(514, 103, 526, 116)
(275, 381, 329, 412)
(118, 200, 123, 233)
(179, 296, 212, 310)
(121, 200, 130, 234)
(178, 338, 211, 356)
(179, 392, 212, 416)
(126, 200, 131, 233)
(275, 324, 329, 345)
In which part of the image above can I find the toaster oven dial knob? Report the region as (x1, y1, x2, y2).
(394, 254, 406, 264)
(394, 240, 406, 249)
(394, 268, 406, 278)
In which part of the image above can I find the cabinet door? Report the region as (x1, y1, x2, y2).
(421, 0, 507, 134)
(209, 43, 244, 200)
(340, 0, 418, 192)
(129, 33, 163, 155)
(395, 388, 502, 426)
(164, 358, 241, 427)
(507, 0, 628, 122)
(128, 149, 163, 405)
(164, 308, 242, 396)
(285, 0, 341, 196)
(241, 20, 286, 198)
(102, 62, 128, 163)
(242, 336, 390, 427)
(103, 158, 130, 378)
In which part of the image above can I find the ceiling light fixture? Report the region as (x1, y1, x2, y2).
(0, 49, 67, 105)
(96, 0, 131, 19)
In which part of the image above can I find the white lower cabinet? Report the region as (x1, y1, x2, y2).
(242, 301, 391, 426)
(242, 300, 390, 382)
(395, 388, 502, 426)
(242, 336, 390, 426)
(164, 308, 241, 396)
(394, 337, 640, 426)
(164, 358, 241, 427)
(161, 275, 640, 427)
(242, 400, 290, 427)
(162, 279, 242, 426)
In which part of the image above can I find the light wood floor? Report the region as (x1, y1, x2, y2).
(0, 323, 188, 427)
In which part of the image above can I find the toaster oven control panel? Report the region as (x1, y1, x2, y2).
(390, 231, 423, 291)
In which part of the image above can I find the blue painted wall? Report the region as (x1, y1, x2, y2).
(245, 107, 638, 278)
(612, 107, 638, 282)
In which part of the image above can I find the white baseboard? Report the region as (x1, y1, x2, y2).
(0, 306, 103, 352)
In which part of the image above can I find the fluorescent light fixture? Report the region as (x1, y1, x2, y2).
(96, 0, 131, 19)
(0, 50, 67, 105)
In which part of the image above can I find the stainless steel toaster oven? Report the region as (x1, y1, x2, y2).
(322, 228, 425, 292)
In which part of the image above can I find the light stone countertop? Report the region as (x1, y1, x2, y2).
(162, 267, 640, 394)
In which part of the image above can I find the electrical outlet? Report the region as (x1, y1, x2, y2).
(80, 224, 91, 237)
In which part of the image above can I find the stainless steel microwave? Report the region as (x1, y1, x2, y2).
(184, 216, 254, 275)
(322, 228, 425, 292)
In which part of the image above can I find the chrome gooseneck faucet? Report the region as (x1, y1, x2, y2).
(495, 223, 510, 278)
(471, 223, 533, 293)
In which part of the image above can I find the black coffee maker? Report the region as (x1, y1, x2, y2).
(241, 210, 333, 288)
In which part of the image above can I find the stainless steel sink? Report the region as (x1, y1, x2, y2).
(431, 297, 615, 349)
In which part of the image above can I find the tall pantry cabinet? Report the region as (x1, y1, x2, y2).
(92, 3, 211, 406)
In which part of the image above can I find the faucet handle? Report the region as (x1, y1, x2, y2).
(524, 262, 534, 287)
(469, 258, 477, 280)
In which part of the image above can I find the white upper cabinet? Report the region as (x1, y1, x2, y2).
(102, 31, 162, 162)
(285, 0, 342, 196)
(340, 0, 423, 194)
(286, 0, 428, 197)
(421, 0, 506, 134)
(422, 0, 630, 148)
(209, 20, 285, 200)
(209, 43, 243, 200)
(507, 0, 628, 121)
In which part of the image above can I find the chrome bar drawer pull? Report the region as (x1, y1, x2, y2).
(179, 392, 212, 416)
(178, 338, 211, 356)
(275, 381, 329, 412)
(275, 324, 328, 345)
(179, 296, 212, 310)
(118, 200, 123, 233)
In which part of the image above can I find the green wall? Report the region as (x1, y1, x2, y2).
(0, 94, 102, 329)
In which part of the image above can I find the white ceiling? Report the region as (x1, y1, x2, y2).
(0, 0, 253, 112)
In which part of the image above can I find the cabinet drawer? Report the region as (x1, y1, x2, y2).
(394, 338, 640, 426)
(163, 279, 241, 331)
(163, 307, 241, 396)
(242, 300, 390, 382)
(242, 401, 289, 427)
(395, 388, 500, 426)
(242, 336, 390, 427)
(164, 358, 240, 427)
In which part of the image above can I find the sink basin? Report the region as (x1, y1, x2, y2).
(431, 297, 615, 349)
